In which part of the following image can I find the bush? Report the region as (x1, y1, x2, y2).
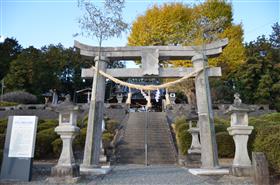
(106, 119, 119, 133)
(215, 124, 228, 133)
(73, 127, 87, 151)
(0, 120, 7, 134)
(0, 101, 18, 107)
(2, 91, 37, 104)
(37, 120, 58, 132)
(174, 117, 192, 155)
(35, 128, 59, 159)
(253, 125, 280, 172)
(216, 132, 235, 158)
(52, 138, 62, 157)
(0, 134, 6, 150)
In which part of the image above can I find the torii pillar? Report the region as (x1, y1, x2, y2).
(192, 54, 219, 169)
(80, 56, 109, 173)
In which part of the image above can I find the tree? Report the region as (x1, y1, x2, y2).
(128, 0, 245, 104)
(4, 46, 41, 93)
(0, 38, 22, 80)
(77, 0, 128, 49)
(270, 22, 280, 48)
(230, 33, 280, 110)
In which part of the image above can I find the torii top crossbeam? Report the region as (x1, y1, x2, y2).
(74, 38, 228, 61)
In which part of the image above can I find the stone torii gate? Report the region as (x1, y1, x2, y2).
(75, 38, 228, 171)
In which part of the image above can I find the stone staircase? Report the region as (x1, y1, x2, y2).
(117, 112, 177, 164)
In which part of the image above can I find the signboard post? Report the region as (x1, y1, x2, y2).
(0, 116, 38, 181)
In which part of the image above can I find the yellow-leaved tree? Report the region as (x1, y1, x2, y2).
(128, 0, 245, 105)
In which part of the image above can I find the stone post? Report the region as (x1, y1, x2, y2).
(227, 93, 253, 176)
(81, 56, 109, 172)
(49, 95, 80, 183)
(192, 54, 219, 169)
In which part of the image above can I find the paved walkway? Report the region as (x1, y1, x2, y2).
(88, 165, 253, 185)
(1, 164, 253, 185)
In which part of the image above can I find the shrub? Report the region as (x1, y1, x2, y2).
(35, 128, 59, 159)
(52, 138, 62, 157)
(174, 117, 192, 155)
(74, 127, 87, 151)
(37, 120, 58, 132)
(0, 101, 18, 107)
(216, 132, 235, 158)
(0, 134, 6, 150)
(253, 125, 280, 172)
(0, 120, 7, 134)
(215, 124, 228, 133)
(102, 131, 114, 142)
(2, 91, 37, 104)
(106, 119, 119, 133)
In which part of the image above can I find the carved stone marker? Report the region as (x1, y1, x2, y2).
(227, 93, 253, 176)
(0, 116, 38, 181)
(252, 152, 270, 185)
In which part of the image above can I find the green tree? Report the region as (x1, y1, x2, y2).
(0, 38, 22, 80)
(231, 33, 280, 110)
(4, 46, 42, 93)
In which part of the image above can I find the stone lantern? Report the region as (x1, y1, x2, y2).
(185, 108, 201, 167)
(115, 85, 124, 104)
(49, 95, 80, 183)
(169, 92, 176, 104)
(226, 93, 253, 177)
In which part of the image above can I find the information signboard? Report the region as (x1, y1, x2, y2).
(0, 116, 38, 181)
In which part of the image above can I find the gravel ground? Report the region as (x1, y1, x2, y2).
(0, 163, 254, 185)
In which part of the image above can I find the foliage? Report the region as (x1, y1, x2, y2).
(128, 1, 245, 72)
(216, 131, 234, 158)
(37, 120, 58, 132)
(35, 128, 59, 159)
(3, 44, 92, 100)
(77, 0, 128, 46)
(0, 101, 18, 107)
(253, 125, 280, 172)
(1, 91, 37, 104)
(230, 31, 280, 110)
(0, 38, 22, 80)
(173, 116, 192, 155)
(52, 138, 62, 157)
(0, 119, 7, 134)
(105, 119, 119, 133)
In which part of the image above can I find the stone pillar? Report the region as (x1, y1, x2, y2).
(227, 93, 253, 176)
(81, 56, 108, 170)
(192, 54, 219, 169)
(49, 95, 80, 183)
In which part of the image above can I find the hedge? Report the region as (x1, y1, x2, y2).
(0, 119, 7, 134)
(37, 120, 58, 132)
(0, 101, 18, 107)
(35, 128, 59, 158)
(1, 91, 37, 104)
(216, 131, 235, 158)
(174, 117, 192, 155)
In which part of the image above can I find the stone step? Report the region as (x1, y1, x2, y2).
(117, 112, 176, 164)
